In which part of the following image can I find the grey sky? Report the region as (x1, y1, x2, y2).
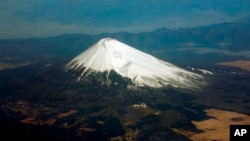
(0, 0, 249, 39)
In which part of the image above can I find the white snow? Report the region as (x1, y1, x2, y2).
(66, 38, 205, 89)
(197, 69, 213, 75)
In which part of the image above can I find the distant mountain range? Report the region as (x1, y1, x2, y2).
(0, 21, 249, 65)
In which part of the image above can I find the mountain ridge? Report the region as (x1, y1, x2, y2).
(0, 21, 249, 68)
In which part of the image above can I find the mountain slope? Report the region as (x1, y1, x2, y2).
(66, 38, 205, 89)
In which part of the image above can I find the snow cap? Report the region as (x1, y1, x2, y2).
(66, 38, 205, 89)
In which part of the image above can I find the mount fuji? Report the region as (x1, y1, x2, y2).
(65, 38, 205, 89)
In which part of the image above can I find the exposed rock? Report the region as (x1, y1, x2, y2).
(96, 120, 105, 125)
(20, 117, 41, 125)
(57, 109, 78, 118)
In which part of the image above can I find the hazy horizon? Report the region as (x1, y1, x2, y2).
(1, 0, 249, 39)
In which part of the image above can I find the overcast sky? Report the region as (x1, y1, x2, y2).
(0, 0, 249, 39)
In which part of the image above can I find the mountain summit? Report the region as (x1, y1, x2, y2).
(66, 38, 205, 89)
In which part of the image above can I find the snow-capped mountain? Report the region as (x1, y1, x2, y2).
(65, 38, 205, 89)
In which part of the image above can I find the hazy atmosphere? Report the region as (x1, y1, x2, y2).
(1, 1, 250, 140)
(1, 0, 249, 39)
